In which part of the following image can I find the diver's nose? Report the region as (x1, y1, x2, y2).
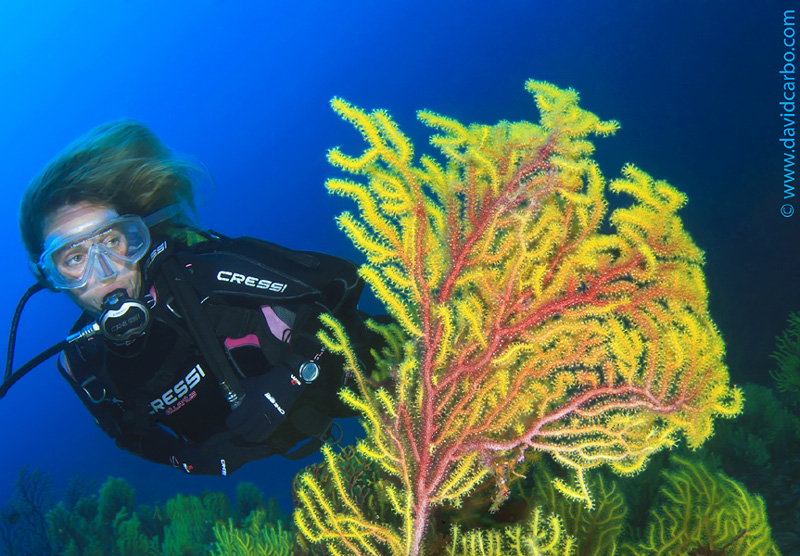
(89, 246, 119, 282)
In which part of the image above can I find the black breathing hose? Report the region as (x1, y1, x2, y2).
(1, 282, 54, 399)
(4, 282, 46, 381)
(1, 285, 152, 400)
(0, 339, 68, 399)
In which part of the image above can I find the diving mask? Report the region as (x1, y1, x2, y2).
(38, 215, 150, 290)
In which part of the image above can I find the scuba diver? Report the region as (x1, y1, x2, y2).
(6, 119, 376, 475)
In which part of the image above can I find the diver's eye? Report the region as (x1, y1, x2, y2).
(104, 234, 120, 247)
(57, 248, 88, 278)
(64, 253, 84, 267)
(99, 230, 128, 254)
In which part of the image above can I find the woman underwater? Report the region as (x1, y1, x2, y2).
(15, 119, 375, 475)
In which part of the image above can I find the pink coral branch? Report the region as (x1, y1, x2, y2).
(453, 384, 687, 459)
(437, 143, 557, 305)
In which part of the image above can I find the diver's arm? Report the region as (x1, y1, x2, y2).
(86, 402, 258, 476)
(57, 352, 232, 474)
(114, 426, 191, 469)
(117, 427, 272, 476)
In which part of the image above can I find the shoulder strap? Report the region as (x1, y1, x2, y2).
(158, 256, 246, 409)
(173, 233, 364, 313)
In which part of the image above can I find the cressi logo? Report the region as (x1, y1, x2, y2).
(149, 364, 206, 413)
(146, 241, 167, 268)
(216, 270, 287, 292)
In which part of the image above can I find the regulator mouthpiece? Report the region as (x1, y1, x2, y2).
(97, 289, 150, 343)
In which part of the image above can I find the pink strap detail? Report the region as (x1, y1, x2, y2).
(262, 306, 292, 343)
(224, 334, 260, 349)
(223, 306, 292, 348)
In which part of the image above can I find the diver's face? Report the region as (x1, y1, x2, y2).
(43, 202, 142, 316)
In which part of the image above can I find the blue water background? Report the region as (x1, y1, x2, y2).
(0, 0, 797, 518)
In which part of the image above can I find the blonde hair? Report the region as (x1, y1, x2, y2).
(20, 119, 205, 261)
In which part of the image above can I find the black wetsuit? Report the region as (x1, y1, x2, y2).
(58, 232, 369, 475)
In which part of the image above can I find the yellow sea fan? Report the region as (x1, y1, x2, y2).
(294, 80, 741, 555)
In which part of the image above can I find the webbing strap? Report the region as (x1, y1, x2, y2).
(202, 304, 290, 368)
(159, 258, 245, 408)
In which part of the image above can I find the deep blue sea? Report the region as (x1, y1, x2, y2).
(1, 0, 798, 552)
